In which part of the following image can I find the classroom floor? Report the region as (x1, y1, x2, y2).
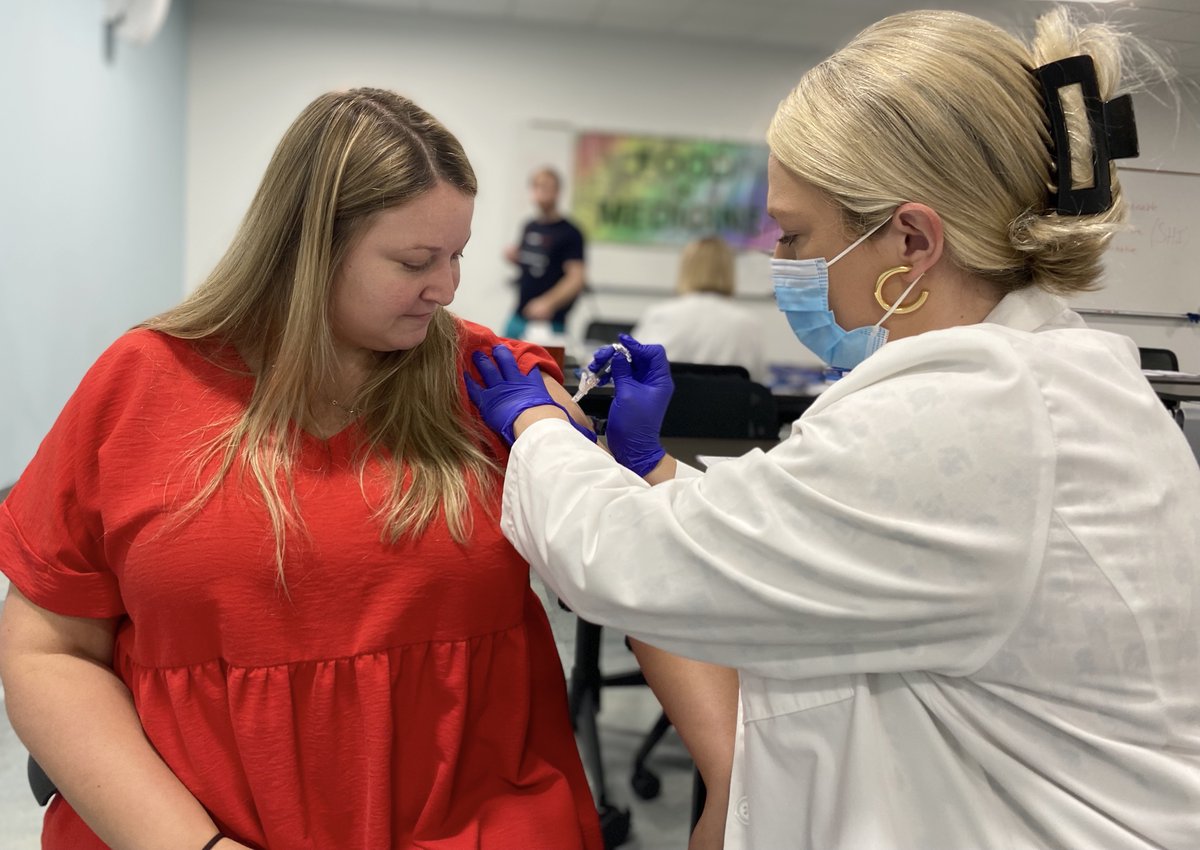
(0, 575, 693, 850)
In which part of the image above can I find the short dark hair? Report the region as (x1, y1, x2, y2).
(529, 166, 561, 190)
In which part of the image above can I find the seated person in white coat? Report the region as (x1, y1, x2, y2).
(463, 7, 1200, 850)
(632, 236, 766, 383)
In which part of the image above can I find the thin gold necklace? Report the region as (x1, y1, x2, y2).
(329, 398, 362, 417)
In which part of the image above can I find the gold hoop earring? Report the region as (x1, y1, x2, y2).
(874, 265, 928, 314)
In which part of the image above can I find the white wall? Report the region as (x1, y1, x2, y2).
(185, 0, 822, 367)
(186, 1, 1200, 377)
(0, 0, 189, 487)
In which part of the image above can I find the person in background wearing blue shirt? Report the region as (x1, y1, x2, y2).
(503, 167, 586, 339)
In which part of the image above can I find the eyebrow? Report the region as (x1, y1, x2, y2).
(766, 210, 808, 229)
(395, 234, 472, 253)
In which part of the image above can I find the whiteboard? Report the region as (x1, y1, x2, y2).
(1080, 166, 1200, 315)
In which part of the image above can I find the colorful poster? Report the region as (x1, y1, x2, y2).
(571, 132, 777, 251)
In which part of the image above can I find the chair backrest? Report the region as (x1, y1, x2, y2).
(28, 755, 56, 805)
(583, 319, 637, 346)
(1138, 347, 1186, 422)
(661, 362, 777, 439)
(1138, 347, 1179, 372)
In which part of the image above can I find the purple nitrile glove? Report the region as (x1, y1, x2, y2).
(604, 334, 673, 476)
(464, 345, 596, 445)
(583, 345, 618, 388)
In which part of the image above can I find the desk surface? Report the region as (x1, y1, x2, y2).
(570, 382, 816, 429)
(660, 436, 779, 469)
(1145, 374, 1200, 403)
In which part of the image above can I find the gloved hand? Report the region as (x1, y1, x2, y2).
(596, 334, 673, 476)
(465, 345, 596, 445)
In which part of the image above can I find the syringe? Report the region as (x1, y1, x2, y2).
(571, 342, 632, 403)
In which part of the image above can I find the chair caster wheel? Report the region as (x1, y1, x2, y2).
(631, 766, 661, 800)
(598, 802, 632, 848)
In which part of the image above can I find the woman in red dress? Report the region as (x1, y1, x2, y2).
(0, 88, 602, 850)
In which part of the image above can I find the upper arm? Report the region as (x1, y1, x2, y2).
(558, 260, 585, 292)
(542, 372, 593, 432)
(0, 583, 117, 673)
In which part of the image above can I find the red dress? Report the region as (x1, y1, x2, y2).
(0, 321, 602, 850)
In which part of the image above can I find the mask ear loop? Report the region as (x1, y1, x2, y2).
(826, 215, 925, 327)
(828, 217, 890, 267)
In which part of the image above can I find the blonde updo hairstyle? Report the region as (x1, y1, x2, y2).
(767, 8, 1141, 296)
(677, 235, 737, 296)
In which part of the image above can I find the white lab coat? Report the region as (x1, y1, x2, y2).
(632, 292, 768, 383)
(502, 287, 1200, 849)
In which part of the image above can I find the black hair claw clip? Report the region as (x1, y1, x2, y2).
(1034, 54, 1140, 216)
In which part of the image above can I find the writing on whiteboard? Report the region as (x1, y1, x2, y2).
(1116, 220, 1191, 253)
(1091, 167, 1199, 314)
(1152, 220, 1189, 247)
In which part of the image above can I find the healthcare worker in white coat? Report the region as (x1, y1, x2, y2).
(632, 235, 768, 383)
(466, 8, 1200, 850)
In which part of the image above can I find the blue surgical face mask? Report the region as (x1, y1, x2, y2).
(772, 219, 922, 372)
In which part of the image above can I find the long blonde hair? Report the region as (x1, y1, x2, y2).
(767, 8, 1160, 296)
(676, 236, 736, 296)
(147, 88, 497, 584)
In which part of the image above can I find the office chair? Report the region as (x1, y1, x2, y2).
(662, 363, 778, 440)
(1138, 347, 1178, 372)
(1138, 347, 1185, 429)
(565, 609, 640, 848)
(28, 756, 56, 806)
(583, 320, 637, 349)
(567, 362, 774, 846)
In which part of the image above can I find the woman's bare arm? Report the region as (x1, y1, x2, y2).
(540, 375, 679, 482)
(0, 585, 227, 850)
(628, 640, 738, 788)
(629, 639, 737, 849)
(542, 374, 598, 435)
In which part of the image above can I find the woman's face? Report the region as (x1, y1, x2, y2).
(767, 156, 891, 332)
(330, 181, 473, 355)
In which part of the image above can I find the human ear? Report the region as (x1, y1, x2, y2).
(893, 203, 944, 278)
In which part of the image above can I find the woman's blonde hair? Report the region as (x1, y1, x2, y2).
(767, 8, 1159, 296)
(676, 236, 736, 296)
(146, 88, 496, 585)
